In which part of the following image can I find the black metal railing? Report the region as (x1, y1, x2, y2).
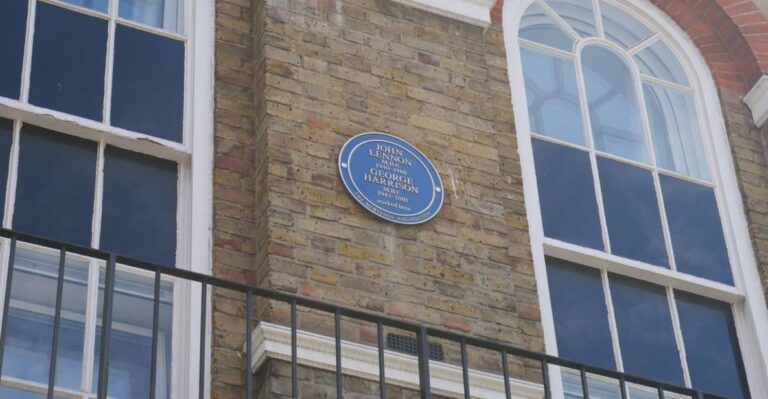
(0, 228, 728, 399)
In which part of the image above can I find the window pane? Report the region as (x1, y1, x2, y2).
(14, 124, 97, 246)
(0, 0, 28, 100)
(522, 48, 585, 145)
(94, 269, 173, 399)
(543, 0, 596, 37)
(635, 41, 689, 86)
(597, 157, 668, 267)
(111, 25, 184, 142)
(29, 3, 107, 121)
(59, 0, 108, 13)
(0, 119, 14, 221)
(119, 0, 184, 33)
(100, 146, 177, 266)
(676, 292, 749, 399)
(119, 0, 183, 33)
(520, 2, 575, 52)
(533, 140, 603, 250)
(600, 1, 652, 49)
(644, 84, 709, 181)
(547, 258, 615, 370)
(608, 275, 684, 385)
(1, 249, 89, 391)
(582, 45, 648, 163)
(660, 175, 733, 284)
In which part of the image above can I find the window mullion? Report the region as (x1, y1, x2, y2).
(3, 120, 21, 230)
(627, 34, 660, 56)
(537, 0, 581, 40)
(632, 51, 679, 272)
(91, 142, 105, 249)
(592, 0, 604, 39)
(601, 270, 625, 372)
(19, 0, 36, 104)
(573, 44, 612, 253)
(102, 0, 117, 125)
(667, 287, 693, 387)
(80, 259, 101, 393)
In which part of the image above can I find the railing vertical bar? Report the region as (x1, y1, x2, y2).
(417, 326, 431, 399)
(460, 337, 470, 399)
(245, 289, 253, 399)
(0, 236, 18, 377)
(335, 310, 342, 399)
(501, 351, 511, 399)
(696, 391, 705, 399)
(199, 283, 207, 399)
(657, 385, 665, 399)
(46, 246, 67, 399)
(97, 254, 117, 399)
(618, 375, 627, 399)
(377, 319, 386, 399)
(541, 358, 551, 399)
(291, 300, 298, 399)
(149, 268, 161, 399)
(580, 366, 590, 399)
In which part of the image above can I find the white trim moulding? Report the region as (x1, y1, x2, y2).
(391, 0, 497, 27)
(250, 322, 543, 399)
(743, 75, 768, 127)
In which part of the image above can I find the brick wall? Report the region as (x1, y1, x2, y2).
(213, 0, 542, 397)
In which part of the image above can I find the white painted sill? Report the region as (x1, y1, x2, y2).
(250, 322, 544, 399)
(390, 0, 497, 27)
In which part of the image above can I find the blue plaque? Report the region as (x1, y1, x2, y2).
(339, 132, 444, 224)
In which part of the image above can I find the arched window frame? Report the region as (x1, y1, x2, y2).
(503, 0, 768, 397)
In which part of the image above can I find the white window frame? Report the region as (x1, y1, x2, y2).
(502, 0, 768, 397)
(0, 0, 214, 397)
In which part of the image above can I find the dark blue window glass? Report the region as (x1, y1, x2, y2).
(597, 157, 668, 267)
(533, 139, 603, 250)
(0, 119, 14, 221)
(0, 0, 28, 99)
(609, 274, 684, 385)
(29, 3, 107, 121)
(111, 25, 184, 142)
(14, 124, 96, 246)
(100, 146, 177, 266)
(547, 257, 615, 370)
(676, 292, 749, 399)
(660, 175, 733, 284)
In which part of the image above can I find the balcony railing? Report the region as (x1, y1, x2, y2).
(0, 228, 728, 399)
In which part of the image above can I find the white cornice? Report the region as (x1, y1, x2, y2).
(390, 0, 497, 27)
(250, 322, 543, 398)
(744, 75, 768, 127)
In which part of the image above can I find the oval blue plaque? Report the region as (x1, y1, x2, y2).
(339, 132, 444, 224)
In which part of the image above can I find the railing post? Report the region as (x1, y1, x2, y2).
(580, 366, 590, 399)
(245, 289, 253, 399)
(501, 351, 511, 399)
(377, 319, 386, 399)
(541, 358, 551, 399)
(149, 268, 161, 399)
(47, 246, 67, 399)
(199, 283, 207, 399)
(460, 337, 470, 399)
(417, 326, 431, 399)
(335, 310, 342, 399)
(97, 253, 117, 399)
(291, 299, 298, 399)
(0, 236, 18, 378)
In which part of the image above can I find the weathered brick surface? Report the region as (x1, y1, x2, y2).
(719, 88, 768, 306)
(246, 0, 539, 350)
(213, 0, 541, 396)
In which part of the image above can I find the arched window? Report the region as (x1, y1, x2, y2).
(510, 1, 765, 398)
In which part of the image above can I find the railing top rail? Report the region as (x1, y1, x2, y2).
(0, 227, 727, 399)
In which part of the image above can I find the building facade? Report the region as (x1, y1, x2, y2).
(0, 0, 767, 398)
